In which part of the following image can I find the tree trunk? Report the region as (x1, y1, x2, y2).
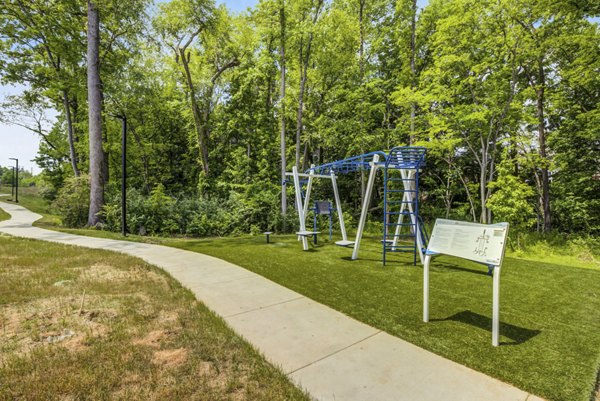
(480, 165, 488, 224)
(536, 62, 551, 232)
(295, 64, 306, 169)
(409, 0, 417, 145)
(86, 0, 104, 226)
(179, 48, 210, 175)
(62, 90, 80, 177)
(359, 0, 366, 201)
(279, 2, 287, 217)
(294, 0, 323, 169)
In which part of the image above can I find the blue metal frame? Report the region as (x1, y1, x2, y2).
(382, 147, 426, 266)
(298, 146, 427, 266)
(307, 151, 387, 175)
(313, 201, 333, 241)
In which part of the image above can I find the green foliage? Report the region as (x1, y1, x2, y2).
(487, 155, 536, 231)
(53, 176, 90, 228)
(2, 0, 599, 237)
(100, 183, 285, 237)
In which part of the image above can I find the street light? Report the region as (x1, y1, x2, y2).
(9, 158, 18, 203)
(109, 113, 127, 236)
(116, 116, 127, 236)
(10, 167, 14, 199)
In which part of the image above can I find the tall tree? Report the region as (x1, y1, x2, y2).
(154, 1, 240, 182)
(293, 0, 324, 169)
(414, 0, 522, 223)
(0, 0, 85, 177)
(87, 0, 104, 226)
(408, 0, 417, 144)
(505, 0, 593, 232)
(279, 0, 288, 216)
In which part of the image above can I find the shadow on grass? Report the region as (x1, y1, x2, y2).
(434, 262, 491, 276)
(432, 310, 541, 345)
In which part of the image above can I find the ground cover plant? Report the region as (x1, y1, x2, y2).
(0, 234, 309, 401)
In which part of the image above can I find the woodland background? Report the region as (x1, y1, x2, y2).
(1, 0, 599, 240)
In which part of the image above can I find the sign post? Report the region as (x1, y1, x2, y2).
(423, 219, 509, 346)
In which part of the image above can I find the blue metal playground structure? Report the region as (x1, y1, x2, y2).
(286, 146, 428, 265)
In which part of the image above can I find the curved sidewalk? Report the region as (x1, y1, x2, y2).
(0, 201, 542, 401)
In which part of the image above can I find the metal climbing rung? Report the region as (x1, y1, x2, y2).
(386, 210, 415, 215)
(382, 146, 427, 266)
(385, 189, 418, 193)
(386, 222, 415, 227)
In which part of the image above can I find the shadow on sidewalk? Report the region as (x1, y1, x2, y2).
(431, 310, 541, 345)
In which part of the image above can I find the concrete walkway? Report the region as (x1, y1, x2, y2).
(0, 201, 543, 401)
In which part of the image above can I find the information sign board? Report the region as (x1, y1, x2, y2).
(427, 219, 509, 266)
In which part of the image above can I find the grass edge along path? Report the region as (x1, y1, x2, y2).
(0, 208, 8, 222)
(0, 235, 309, 401)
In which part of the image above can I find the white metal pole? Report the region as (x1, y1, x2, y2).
(330, 171, 348, 241)
(292, 166, 309, 250)
(392, 169, 410, 248)
(423, 254, 431, 322)
(492, 265, 501, 346)
(352, 154, 380, 260)
(302, 165, 315, 221)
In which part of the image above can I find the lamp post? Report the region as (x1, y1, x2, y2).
(117, 116, 127, 236)
(9, 158, 18, 203)
(11, 167, 14, 199)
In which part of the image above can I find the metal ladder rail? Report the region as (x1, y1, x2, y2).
(383, 169, 418, 265)
(413, 167, 420, 266)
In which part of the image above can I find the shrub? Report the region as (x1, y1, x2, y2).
(53, 175, 90, 228)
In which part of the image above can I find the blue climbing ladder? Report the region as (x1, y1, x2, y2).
(383, 147, 427, 266)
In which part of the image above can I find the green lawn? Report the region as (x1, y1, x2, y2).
(0, 208, 8, 222)
(1, 190, 599, 401)
(0, 186, 61, 226)
(0, 235, 308, 401)
(165, 235, 600, 401)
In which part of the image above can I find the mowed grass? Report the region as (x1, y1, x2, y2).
(2, 190, 599, 400)
(24, 223, 599, 401)
(0, 235, 309, 401)
(0, 186, 61, 226)
(0, 208, 8, 222)
(161, 235, 600, 401)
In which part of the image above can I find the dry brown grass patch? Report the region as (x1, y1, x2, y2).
(151, 347, 188, 368)
(0, 296, 112, 363)
(78, 263, 167, 286)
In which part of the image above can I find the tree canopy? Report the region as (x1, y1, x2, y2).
(1, 0, 598, 235)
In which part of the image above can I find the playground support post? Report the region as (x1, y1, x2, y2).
(302, 165, 315, 226)
(292, 166, 309, 250)
(9, 158, 18, 203)
(352, 154, 380, 260)
(330, 171, 348, 241)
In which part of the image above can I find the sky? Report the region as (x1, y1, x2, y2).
(0, 83, 43, 174)
(218, 0, 257, 13)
